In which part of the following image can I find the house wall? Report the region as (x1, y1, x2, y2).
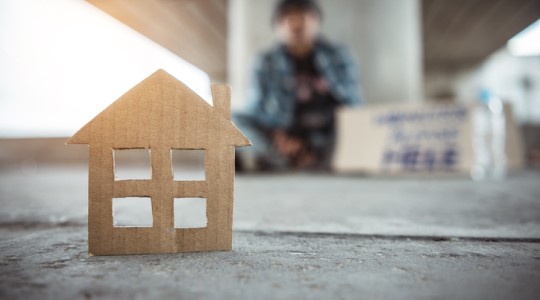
(87, 143, 236, 255)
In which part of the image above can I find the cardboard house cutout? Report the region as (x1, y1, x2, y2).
(68, 69, 251, 256)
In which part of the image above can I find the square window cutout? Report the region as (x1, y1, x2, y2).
(114, 149, 152, 180)
(171, 149, 205, 181)
(174, 198, 207, 228)
(113, 197, 153, 227)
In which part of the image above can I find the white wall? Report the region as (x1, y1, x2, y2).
(0, 0, 211, 138)
(427, 48, 540, 124)
(228, 0, 423, 109)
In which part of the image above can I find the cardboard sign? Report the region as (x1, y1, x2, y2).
(68, 69, 251, 255)
(333, 103, 524, 174)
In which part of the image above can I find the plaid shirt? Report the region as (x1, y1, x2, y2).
(243, 37, 363, 129)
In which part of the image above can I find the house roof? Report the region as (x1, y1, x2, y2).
(67, 69, 251, 149)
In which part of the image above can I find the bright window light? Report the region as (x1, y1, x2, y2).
(507, 19, 540, 57)
(0, 0, 211, 138)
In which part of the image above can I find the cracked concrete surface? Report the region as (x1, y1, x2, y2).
(1, 165, 540, 299)
(2, 227, 540, 300)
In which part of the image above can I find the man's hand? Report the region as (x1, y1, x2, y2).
(273, 130, 304, 158)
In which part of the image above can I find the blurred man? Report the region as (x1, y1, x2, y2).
(235, 0, 363, 171)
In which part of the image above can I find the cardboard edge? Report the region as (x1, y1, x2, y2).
(66, 69, 172, 146)
(66, 127, 90, 145)
(228, 122, 252, 147)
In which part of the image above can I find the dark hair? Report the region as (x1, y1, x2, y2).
(272, 0, 322, 24)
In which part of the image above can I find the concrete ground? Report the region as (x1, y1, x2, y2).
(1, 165, 539, 299)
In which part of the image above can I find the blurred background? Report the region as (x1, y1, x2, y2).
(1, 0, 539, 232)
(0, 0, 539, 169)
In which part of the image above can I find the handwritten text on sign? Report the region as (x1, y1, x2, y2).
(376, 107, 468, 172)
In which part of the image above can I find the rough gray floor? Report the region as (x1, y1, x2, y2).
(1, 165, 540, 299)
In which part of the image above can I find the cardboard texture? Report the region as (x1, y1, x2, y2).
(67, 69, 251, 256)
(333, 103, 524, 174)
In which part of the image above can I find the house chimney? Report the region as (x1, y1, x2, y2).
(211, 84, 231, 120)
